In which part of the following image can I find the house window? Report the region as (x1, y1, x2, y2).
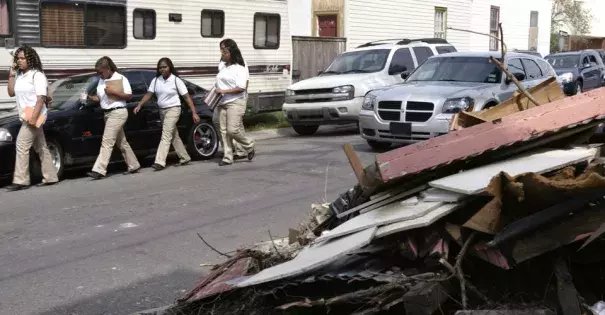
(0, 0, 10, 36)
(201, 10, 224, 38)
(489, 6, 500, 51)
(40, 2, 126, 48)
(254, 13, 280, 49)
(530, 11, 538, 27)
(434, 7, 446, 39)
(133, 9, 155, 39)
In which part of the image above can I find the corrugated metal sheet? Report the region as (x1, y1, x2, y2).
(14, 0, 40, 46)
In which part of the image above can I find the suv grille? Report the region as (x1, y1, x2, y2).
(404, 101, 434, 122)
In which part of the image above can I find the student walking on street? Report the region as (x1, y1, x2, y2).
(215, 38, 255, 166)
(86, 56, 140, 179)
(5, 45, 58, 191)
(134, 57, 200, 170)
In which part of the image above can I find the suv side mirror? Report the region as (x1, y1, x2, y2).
(389, 65, 407, 75)
(401, 71, 410, 80)
(583, 63, 592, 69)
(506, 72, 525, 84)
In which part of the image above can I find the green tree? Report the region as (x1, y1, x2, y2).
(551, 0, 592, 35)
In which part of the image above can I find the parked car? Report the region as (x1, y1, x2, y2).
(281, 38, 457, 135)
(0, 69, 219, 182)
(544, 49, 605, 95)
(358, 51, 558, 151)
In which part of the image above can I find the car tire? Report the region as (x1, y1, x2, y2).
(292, 125, 319, 136)
(367, 140, 392, 152)
(576, 81, 583, 95)
(187, 120, 219, 160)
(30, 137, 64, 183)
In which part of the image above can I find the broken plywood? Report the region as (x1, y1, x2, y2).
(235, 227, 377, 288)
(429, 147, 599, 195)
(375, 87, 605, 183)
(316, 201, 445, 244)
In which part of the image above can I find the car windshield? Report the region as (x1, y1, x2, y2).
(323, 49, 391, 74)
(49, 75, 99, 110)
(406, 56, 502, 83)
(545, 55, 579, 68)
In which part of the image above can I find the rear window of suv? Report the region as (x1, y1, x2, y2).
(436, 45, 457, 54)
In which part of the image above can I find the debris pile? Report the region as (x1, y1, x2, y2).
(141, 87, 605, 315)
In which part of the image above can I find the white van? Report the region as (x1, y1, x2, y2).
(282, 38, 457, 135)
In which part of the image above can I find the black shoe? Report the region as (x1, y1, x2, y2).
(123, 168, 140, 175)
(87, 171, 106, 180)
(152, 163, 165, 171)
(36, 181, 58, 187)
(234, 155, 246, 161)
(6, 183, 29, 191)
(247, 149, 255, 161)
(219, 161, 232, 166)
(178, 160, 191, 166)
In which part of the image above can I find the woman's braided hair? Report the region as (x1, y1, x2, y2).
(14, 45, 43, 72)
(95, 56, 119, 72)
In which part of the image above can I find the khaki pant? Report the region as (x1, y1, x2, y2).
(213, 105, 247, 157)
(92, 108, 140, 176)
(13, 123, 59, 185)
(155, 106, 191, 167)
(217, 98, 255, 163)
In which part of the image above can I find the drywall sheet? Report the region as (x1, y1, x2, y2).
(375, 203, 460, 238)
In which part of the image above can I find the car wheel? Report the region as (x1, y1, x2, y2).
(30, 137, 64, 183)
(187, 120, 219, 160)
(292, 125, 319, 136)
(367, 140, 392, 152)
(576, 81, 583, 94)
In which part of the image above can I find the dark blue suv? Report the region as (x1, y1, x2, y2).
(545, 49, 605, 95)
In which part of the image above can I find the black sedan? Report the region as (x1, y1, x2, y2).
(0, 69, 219, 182)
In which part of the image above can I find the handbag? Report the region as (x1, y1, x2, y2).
(204, 85, 223, 110)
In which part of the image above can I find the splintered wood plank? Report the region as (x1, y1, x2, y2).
(344, 143, 368, 187)
(376, 87, 605, 182)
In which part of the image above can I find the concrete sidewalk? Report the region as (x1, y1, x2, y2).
(247, 124, 359, 141)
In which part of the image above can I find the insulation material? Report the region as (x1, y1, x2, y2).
(463, 163, 605, 234)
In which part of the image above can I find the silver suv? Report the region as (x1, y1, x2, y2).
(358, 51, 558, 151)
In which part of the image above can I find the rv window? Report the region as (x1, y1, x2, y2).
(254, 13, 280, 49)
(201, 10, 224, 38)
(134, 9, 156, 40)
(40, 2, 126, 48)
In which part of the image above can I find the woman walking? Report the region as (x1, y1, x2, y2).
(5, 45, 58, 191)
(86, 56, 140, 179)
(215, 38, 255, 166)
(134, 57, 200, 170)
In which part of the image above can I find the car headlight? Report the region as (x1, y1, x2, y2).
(442, 97, 474, 114)
(0, 128, 13, 142)
(559, 72, 573, 83)
(332, 85, 355, 101)
(362, 93, 377, 110)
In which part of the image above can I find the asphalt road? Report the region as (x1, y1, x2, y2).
(0, 126, 381, 315)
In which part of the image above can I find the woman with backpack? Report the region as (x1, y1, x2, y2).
(134, 57, 200, 171)
(5, 45, 59, 191)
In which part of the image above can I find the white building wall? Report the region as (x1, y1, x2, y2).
(288, 0, 313, 36)
(343, 0, 551, 55)
(345, 0, 473, 51)
(469, 0, 552, 57)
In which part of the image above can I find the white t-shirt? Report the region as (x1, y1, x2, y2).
(14, 69, 48, 118)
(148, 74, 188, 109)
(96, 72, 132, 110)
(216, 63, 248, 105)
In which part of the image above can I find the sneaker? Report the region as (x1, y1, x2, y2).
(247, 149, 255, 161)
(123, 168, 140, 175)
(36, 181, 58, 187)
(152, 163, 165, 171)
(219, 161, 232, 166)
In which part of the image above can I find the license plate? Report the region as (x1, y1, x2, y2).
(389, 122, 411, 135)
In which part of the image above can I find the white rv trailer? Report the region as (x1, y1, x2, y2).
(0, 0, 292, 112)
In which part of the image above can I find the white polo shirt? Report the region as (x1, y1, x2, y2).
(219, 61, 249, 98)
(14, 69, 48, 118)
(96, 72, 132, 110)
(216, 63, 248, 105)
(148, 74, 188, 109)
